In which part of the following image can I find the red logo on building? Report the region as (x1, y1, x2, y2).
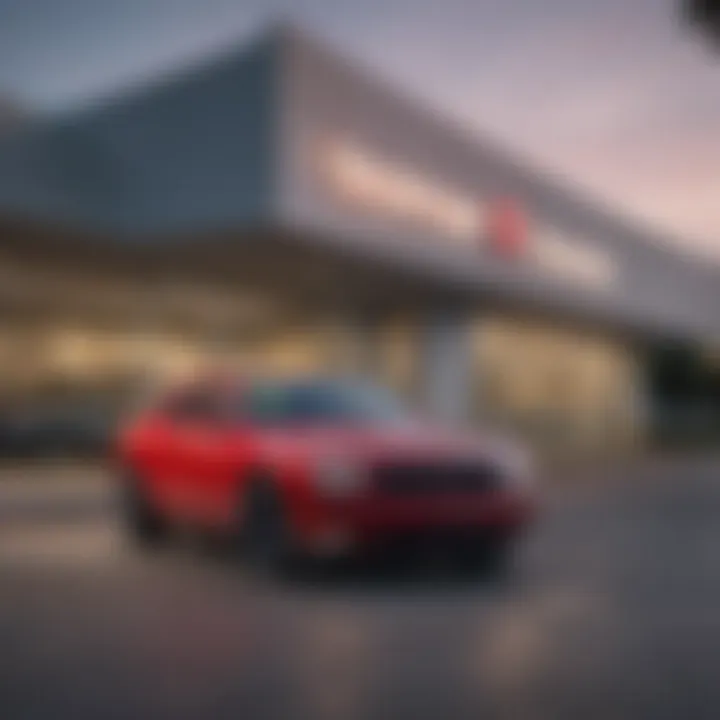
(485, 198, 528, 259)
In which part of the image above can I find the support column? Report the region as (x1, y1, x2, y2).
(419, 310, 476, 426)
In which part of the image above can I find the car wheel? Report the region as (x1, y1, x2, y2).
(240, 479, 294, 577)
(121, 473, 168, 549)
(484, 537, 513, 578)
(459, 534, 513, 580)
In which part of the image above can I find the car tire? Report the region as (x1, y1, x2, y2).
(240, 479, 295, 578)
(121, 473, 169, 549)
(458, 534, 513, 580)
(484, 537, 513, 578)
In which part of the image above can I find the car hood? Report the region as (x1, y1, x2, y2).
(254, 423, 511, 465)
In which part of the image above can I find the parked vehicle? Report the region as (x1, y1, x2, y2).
(0, 404, 117, 459)
(117, 375, 536, 574)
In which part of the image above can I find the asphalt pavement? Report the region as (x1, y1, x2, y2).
(1, 459, 720, 720)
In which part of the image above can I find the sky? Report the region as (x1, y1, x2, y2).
(1, 0, 719, 259)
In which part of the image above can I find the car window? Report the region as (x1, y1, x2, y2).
(240, 380, 409, 426)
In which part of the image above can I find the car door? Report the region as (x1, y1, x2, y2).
(167, 386, 239, 528)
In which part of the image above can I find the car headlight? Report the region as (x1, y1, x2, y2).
(314, 456, 367, 498)
(491, 442, 536, 492)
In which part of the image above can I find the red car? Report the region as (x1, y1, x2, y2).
(117, 376, 536, 573)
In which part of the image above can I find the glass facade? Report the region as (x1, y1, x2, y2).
(474, 315, 645, 454)
(0, 301, 648, 458)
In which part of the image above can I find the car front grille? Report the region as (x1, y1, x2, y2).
(371, 460, 501, 496)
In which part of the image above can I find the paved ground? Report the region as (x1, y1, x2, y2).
(1, 460, 720, 720)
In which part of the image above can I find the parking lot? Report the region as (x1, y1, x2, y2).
(1, 458, 720, 720)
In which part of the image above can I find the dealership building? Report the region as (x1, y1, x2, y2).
(0, 25, 718, 455)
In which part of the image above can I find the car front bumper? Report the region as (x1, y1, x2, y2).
(292, 492, 535, 557)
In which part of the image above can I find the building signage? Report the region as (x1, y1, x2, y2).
(485, 198, 528, 260)
(320, 137, 618, 290)
(322, 138, 478, 243)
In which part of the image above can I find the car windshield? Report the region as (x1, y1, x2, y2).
(241, 380, 411, 427)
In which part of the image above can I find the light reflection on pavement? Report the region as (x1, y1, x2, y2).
(1, 461, 720, 720)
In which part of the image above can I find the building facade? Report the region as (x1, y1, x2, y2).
(0, 26, 718, 456)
